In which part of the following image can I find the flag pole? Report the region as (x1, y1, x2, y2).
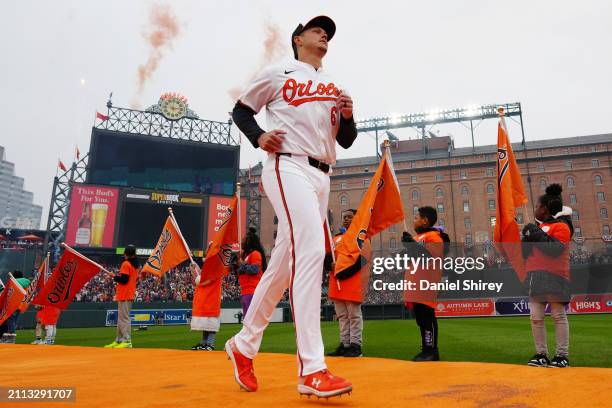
(60, 243, 113, 275)
(383, 138, 409, 232)
(237, 183, 242, 253)
(45, 251, 50, 283)
(325, 219, 336, 264)
(167, 207, 195, 264)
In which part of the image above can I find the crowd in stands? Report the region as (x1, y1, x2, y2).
(75, 264, 250, 303)
(71, 246, 611, 304)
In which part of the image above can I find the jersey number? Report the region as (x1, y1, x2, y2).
(331, 106, 338, 126)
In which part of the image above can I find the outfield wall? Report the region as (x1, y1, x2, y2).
(15, 265, 610, 329)
(17, 293, 611, 330)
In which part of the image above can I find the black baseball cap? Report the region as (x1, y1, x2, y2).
(291, 15, 336, 59)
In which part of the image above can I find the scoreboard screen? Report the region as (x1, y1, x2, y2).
(87, 128, 238, 196)
(115, 189, 207, 250)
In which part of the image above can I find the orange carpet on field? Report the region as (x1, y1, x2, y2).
(1, 345, 611, 407)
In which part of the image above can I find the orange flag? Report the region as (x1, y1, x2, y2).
(334, 148, 405, 279)
(58, 159, 67, 172)
(32, 245, 107, 310)
(0, 274, 28, 326)
(494, 114, 528, 280)
(142, 211, 193, 277)
(18, 253, 49, 313)
(201, 194, 239, 282)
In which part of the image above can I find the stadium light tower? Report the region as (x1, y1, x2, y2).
(356, 102, 525, 157)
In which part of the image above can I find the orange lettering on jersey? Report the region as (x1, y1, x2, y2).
(282, 79, 340, 107)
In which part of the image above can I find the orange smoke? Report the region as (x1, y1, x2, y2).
(229, 22, 286, 101)
(134, 4, 181, 103)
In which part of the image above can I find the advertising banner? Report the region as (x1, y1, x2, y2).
(207, 196, 247, 246)
(570, 294, 612, 314)
(495, 297, 531, 315)
(435, 299, 495, 317)
(105, 307, 284, 326)
(65, 184, 119, 248)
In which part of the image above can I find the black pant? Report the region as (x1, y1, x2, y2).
(413, 303, 438, 350)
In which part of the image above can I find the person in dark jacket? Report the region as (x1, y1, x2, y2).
(522, 184, 573, 368)
(401, 206, 450, 362)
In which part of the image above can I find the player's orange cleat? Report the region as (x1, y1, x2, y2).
(225, 338, 258, 392)
(298, 369, 352, 398)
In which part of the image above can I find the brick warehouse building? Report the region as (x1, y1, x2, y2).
(241, 133, 611, 255)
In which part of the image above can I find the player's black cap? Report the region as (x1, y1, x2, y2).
(291, 15, 336, 59)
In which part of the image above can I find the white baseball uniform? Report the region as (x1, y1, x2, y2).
(234, 59, 346, 376)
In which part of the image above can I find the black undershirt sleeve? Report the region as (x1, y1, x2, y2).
(233, 101, 357, 150)
(336, 116, 358, 149)
(232, 101, 266, 149)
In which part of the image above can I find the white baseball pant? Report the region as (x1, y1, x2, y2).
(234, 153, 329, 376)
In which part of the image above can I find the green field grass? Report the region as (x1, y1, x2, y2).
(16, 315, 612, 368)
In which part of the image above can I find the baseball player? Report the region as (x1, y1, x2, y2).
(226, 15, 357, 398)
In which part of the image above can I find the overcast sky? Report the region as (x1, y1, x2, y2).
(1, 0, 611, 227)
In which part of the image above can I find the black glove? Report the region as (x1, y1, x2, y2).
(522, 223, 539, 241)
(401, 231, 415, 243)
(113, 274, 129, 284)
(323, 253, 334, 273)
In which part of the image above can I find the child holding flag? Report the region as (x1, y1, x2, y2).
(236, 228, 266, 316)
(401, 206, 450, 362)
(326, 209, 371, 358)
(105, 245, 139, 349)
(38, 305, 61, 345)
(522, 184, 573, 368)
(0, 271, 30, 344)
(190, 257, 223, 351)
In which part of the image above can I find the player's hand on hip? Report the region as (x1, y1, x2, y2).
(258, 130, 286, 153)
(336, 91, 353, 119)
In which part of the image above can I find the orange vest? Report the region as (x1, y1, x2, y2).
(39, 306, 61, 326)
(192, 277, 222, 317)
(115, 260, 138, 301)
(525, 221, 571, 280)
(404, 230, 444, 308)
(329, 235, 372, 303)
(238, 251, 263, 296)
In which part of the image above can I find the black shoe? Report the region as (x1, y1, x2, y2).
(412, 348, 440, 362)
(527, 353, 550, 367)
(343, 343, 362, 358)
(191, 343, 207, 350)
(203, 344, 215, 351)
(549, 355, 569, 368)
(327, 343, 348, 356)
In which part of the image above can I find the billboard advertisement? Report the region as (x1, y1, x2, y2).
(117, 189, 207, 250)
(207, 196, 247, 247)
(434, 299, 495, 317)
(570, 294, 612, 314)
(105, 308, 284, 326)
(65, 184, 119, 248)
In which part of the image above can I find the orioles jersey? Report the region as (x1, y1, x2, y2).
(238, 59, 345, 164)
